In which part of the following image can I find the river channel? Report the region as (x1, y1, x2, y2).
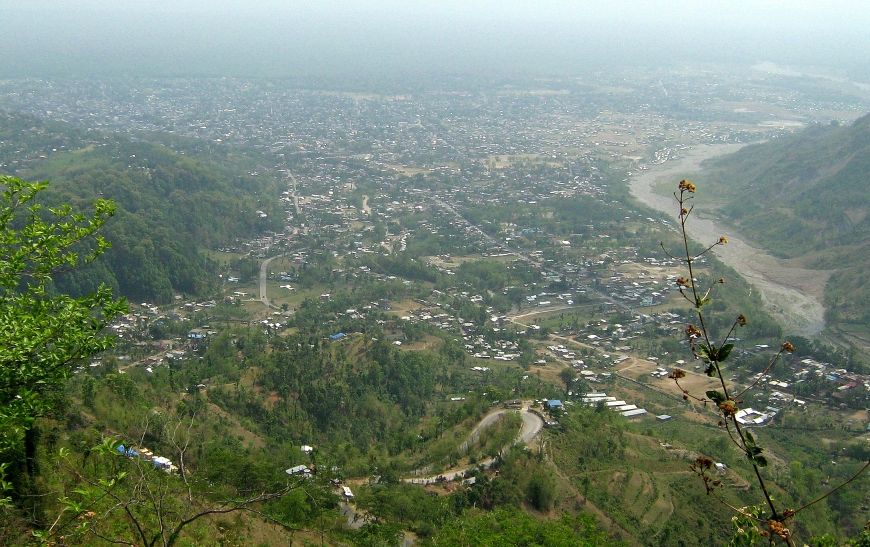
(629, 143, 830, 336)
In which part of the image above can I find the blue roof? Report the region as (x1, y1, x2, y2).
(547, 399, 563, 407)
(329, 332, 346, 341)
(116, 444, 139, 457)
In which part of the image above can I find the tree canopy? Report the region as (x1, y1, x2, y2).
(0, 175, 126, 495)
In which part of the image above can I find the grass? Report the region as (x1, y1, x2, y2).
(550, 420, 740, 544)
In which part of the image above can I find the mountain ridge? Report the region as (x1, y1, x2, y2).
(0, 111, 282, 302)
(701, 113, 870, 348)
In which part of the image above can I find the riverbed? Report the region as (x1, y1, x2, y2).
(629, 144, 830, 336)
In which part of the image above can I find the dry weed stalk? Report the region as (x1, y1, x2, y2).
(662, 180, 869, 545)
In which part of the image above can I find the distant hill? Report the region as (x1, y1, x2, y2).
(701, 113, 870, 345)
(0, 112, 282, 302)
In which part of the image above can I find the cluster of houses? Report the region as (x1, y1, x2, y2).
(106, 302, 164, 341)
(796, 358, 870, 396)
(115, 444, 177, 473)
(397, 295, 523, 361)
(285, 445, 317, 479)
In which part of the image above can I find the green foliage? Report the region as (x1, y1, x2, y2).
(358, 253, 440, 284)
(424, 507, 616, 546)
(30, 435, 301, 546)
(455, 259, 538, 294)
(354, 520, 405, 546)
(1, 112, 282, 302)
(526, 470, 557, 512)
(555, 406, 626, 466)
(702, 114, 870, 330)
(0, 176, 126, 491)
(356, 483, 453, 536)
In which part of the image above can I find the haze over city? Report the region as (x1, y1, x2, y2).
(2, 1, 870, 79)
(1, 1, 868, 545)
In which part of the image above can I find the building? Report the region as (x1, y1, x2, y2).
(735, 407, 774, 426)
(286, 465, 313, 478)
(621, 408, 648, 418)
(545, 399, 564, 411)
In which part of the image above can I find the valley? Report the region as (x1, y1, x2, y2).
(1, 65, 868, 546)
(630, 143, 832, 336)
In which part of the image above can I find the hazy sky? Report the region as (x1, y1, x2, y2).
(2, 1, 868, 80)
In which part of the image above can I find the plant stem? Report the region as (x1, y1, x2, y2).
(677, 189, 780, 520)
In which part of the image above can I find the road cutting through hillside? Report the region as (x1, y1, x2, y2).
(403, 404, 544, 485)
(258, 255, 279, 309)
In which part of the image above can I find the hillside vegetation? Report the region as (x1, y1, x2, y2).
(0, 112, 282, 302)
(701, 113, 870, 344)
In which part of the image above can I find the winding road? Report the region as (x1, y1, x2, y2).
(404, 404, 544, 485)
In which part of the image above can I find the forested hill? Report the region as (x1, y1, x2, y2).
(0, 111, 283, 302)
(701, 112, 870, 335)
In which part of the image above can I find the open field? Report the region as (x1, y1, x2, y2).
(387, 298, 424, 316)
(616, 356, 735, 402)
(400, 334, 443, 352)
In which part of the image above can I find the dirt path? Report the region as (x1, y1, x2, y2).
(510, 305, 575, 321)
(630, 144, 830, 336)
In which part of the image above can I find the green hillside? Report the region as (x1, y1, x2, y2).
(0, 112, 282, 302)
(701, 113, 870, 345)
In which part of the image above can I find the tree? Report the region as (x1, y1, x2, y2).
(526, 471, 556, 511)
(558, 367, 575, 397)
(0, 176, 127, 496)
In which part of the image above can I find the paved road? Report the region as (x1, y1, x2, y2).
(287, 172, 301, 215)
(404, 406, 543, 485)
(459, 408, 512, 454)
(259, 256, 279, 309)
(518, 408, 545, 444)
